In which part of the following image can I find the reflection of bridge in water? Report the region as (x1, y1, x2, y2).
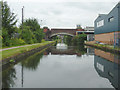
(44, 45, 94, 56)
(50, 46, 76, 55)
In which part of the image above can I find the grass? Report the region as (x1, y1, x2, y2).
(1, 39, 47, 49)
(0, 41, 55, 61)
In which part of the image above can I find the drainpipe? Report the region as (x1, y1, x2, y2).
(114, 31, 115, 48)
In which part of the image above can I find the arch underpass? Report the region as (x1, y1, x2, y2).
(50, 28, 76, 38)
(50, 32, 74, 38)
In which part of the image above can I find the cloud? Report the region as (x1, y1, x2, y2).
(5, 0, 120, 28)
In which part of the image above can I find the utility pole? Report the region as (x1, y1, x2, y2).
(22, 6, 24, 30)
(21, 6, 24, 87)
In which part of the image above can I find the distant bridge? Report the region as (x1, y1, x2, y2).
(50, 29, 76, 37)
(43, 28, 94, 41)
(50, 32, 74, 37)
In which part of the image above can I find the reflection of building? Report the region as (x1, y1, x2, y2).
(95, 49, 120, 64)
(86, 47, 94, 55)
(84, 27, 94, 41)
(94, 49, 120, 89)
(94, 3, 120, 46)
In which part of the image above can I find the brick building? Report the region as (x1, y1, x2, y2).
(94, 2, 120, 46)
(43, 27, 51, 40)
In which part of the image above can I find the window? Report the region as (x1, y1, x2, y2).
(108, 16, 114, 22)
(97, 20, 104, 27)
(97, 62, 104, 72)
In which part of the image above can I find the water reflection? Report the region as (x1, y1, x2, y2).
(2, 67, 16, 88)
(2, 51, 44, 88)
(56, 43, 68, 50)
(45, 43, 87, 56)
(21, 52, 43, 70)
(2, 43, 120, 89)
(94, 49, 120, 89)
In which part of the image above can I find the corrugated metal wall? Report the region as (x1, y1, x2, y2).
(94, 3, 120, 34)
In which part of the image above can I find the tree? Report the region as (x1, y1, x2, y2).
(2, 1, 17, 35)
(20, 26, 36, 44)
(63, 35, 73, 46)
(1, 1, 17, 46)
(20, 18, 44, 43)
(76, 34, 87, 45)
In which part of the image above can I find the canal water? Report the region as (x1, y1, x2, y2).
(2, 43, 120, 89)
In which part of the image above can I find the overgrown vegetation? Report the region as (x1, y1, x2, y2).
(1, 1, 44, 47)
(64, 34, 87, 46)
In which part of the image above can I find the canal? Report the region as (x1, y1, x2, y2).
(2, 43, 120, 89)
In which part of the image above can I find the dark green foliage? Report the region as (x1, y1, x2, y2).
(34, 29, 44, 43)
(52, 36, 59, 41)
(64, 34, 87, 46)
(20, 26, 36, 44)
(1, 1, 17, 46)
(76, 34, 87, 45)
(9, 38, 25, 46)
(21, 19, 40, 32)
(72, 36, 78, 46)
(75, 45, 87, 55)
(1, 1, 17, 37)
(2, 28, 10, 46)
(64, 35, 73, 46)
(20, 18, 44, 43)
(1, 1, 44, 47)
(21, 52, 43, 70)
(2, 67, 16, 88)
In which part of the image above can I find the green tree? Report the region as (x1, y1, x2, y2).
(1, 1, 17, 46)
(20, 18, 43, 43)
(20, 26, 36, 44)
(64, 35, 73, 46)
(72, 36, 78, 46)
(75, 34, 87, 45)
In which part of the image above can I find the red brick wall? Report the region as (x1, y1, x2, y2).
(95, 49, 119, 64)
(43, 29, 48, 33)
(51, 29, 76, 35)
(95, 31, 120, 45)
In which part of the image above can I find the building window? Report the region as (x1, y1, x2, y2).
(97, 20, 104, 27)
(108, 16, 114, 22)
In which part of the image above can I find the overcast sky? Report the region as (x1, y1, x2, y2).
(5, 0, 120, 29)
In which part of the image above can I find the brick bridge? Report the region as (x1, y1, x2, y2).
(43, 27, 94, 40)
(50, 28, 76, 37)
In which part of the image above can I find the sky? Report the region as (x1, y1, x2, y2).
(5, 0, 120, 29)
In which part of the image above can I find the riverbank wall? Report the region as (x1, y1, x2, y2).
(85, 41, 120, 54)
(1, 41, 55, 66)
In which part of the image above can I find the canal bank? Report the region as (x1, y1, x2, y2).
(0, 41, 56, 66)
(85, 41, 120, 54)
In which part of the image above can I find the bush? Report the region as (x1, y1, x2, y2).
(9, 38, 25, 46)
(20, 26, 36, 44)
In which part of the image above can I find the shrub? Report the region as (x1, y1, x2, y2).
(9, 38, 25, 46)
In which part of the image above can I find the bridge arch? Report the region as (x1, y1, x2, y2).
(50, 32, 74, 37)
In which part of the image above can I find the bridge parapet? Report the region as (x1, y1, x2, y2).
(51, 29, 76, 37)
